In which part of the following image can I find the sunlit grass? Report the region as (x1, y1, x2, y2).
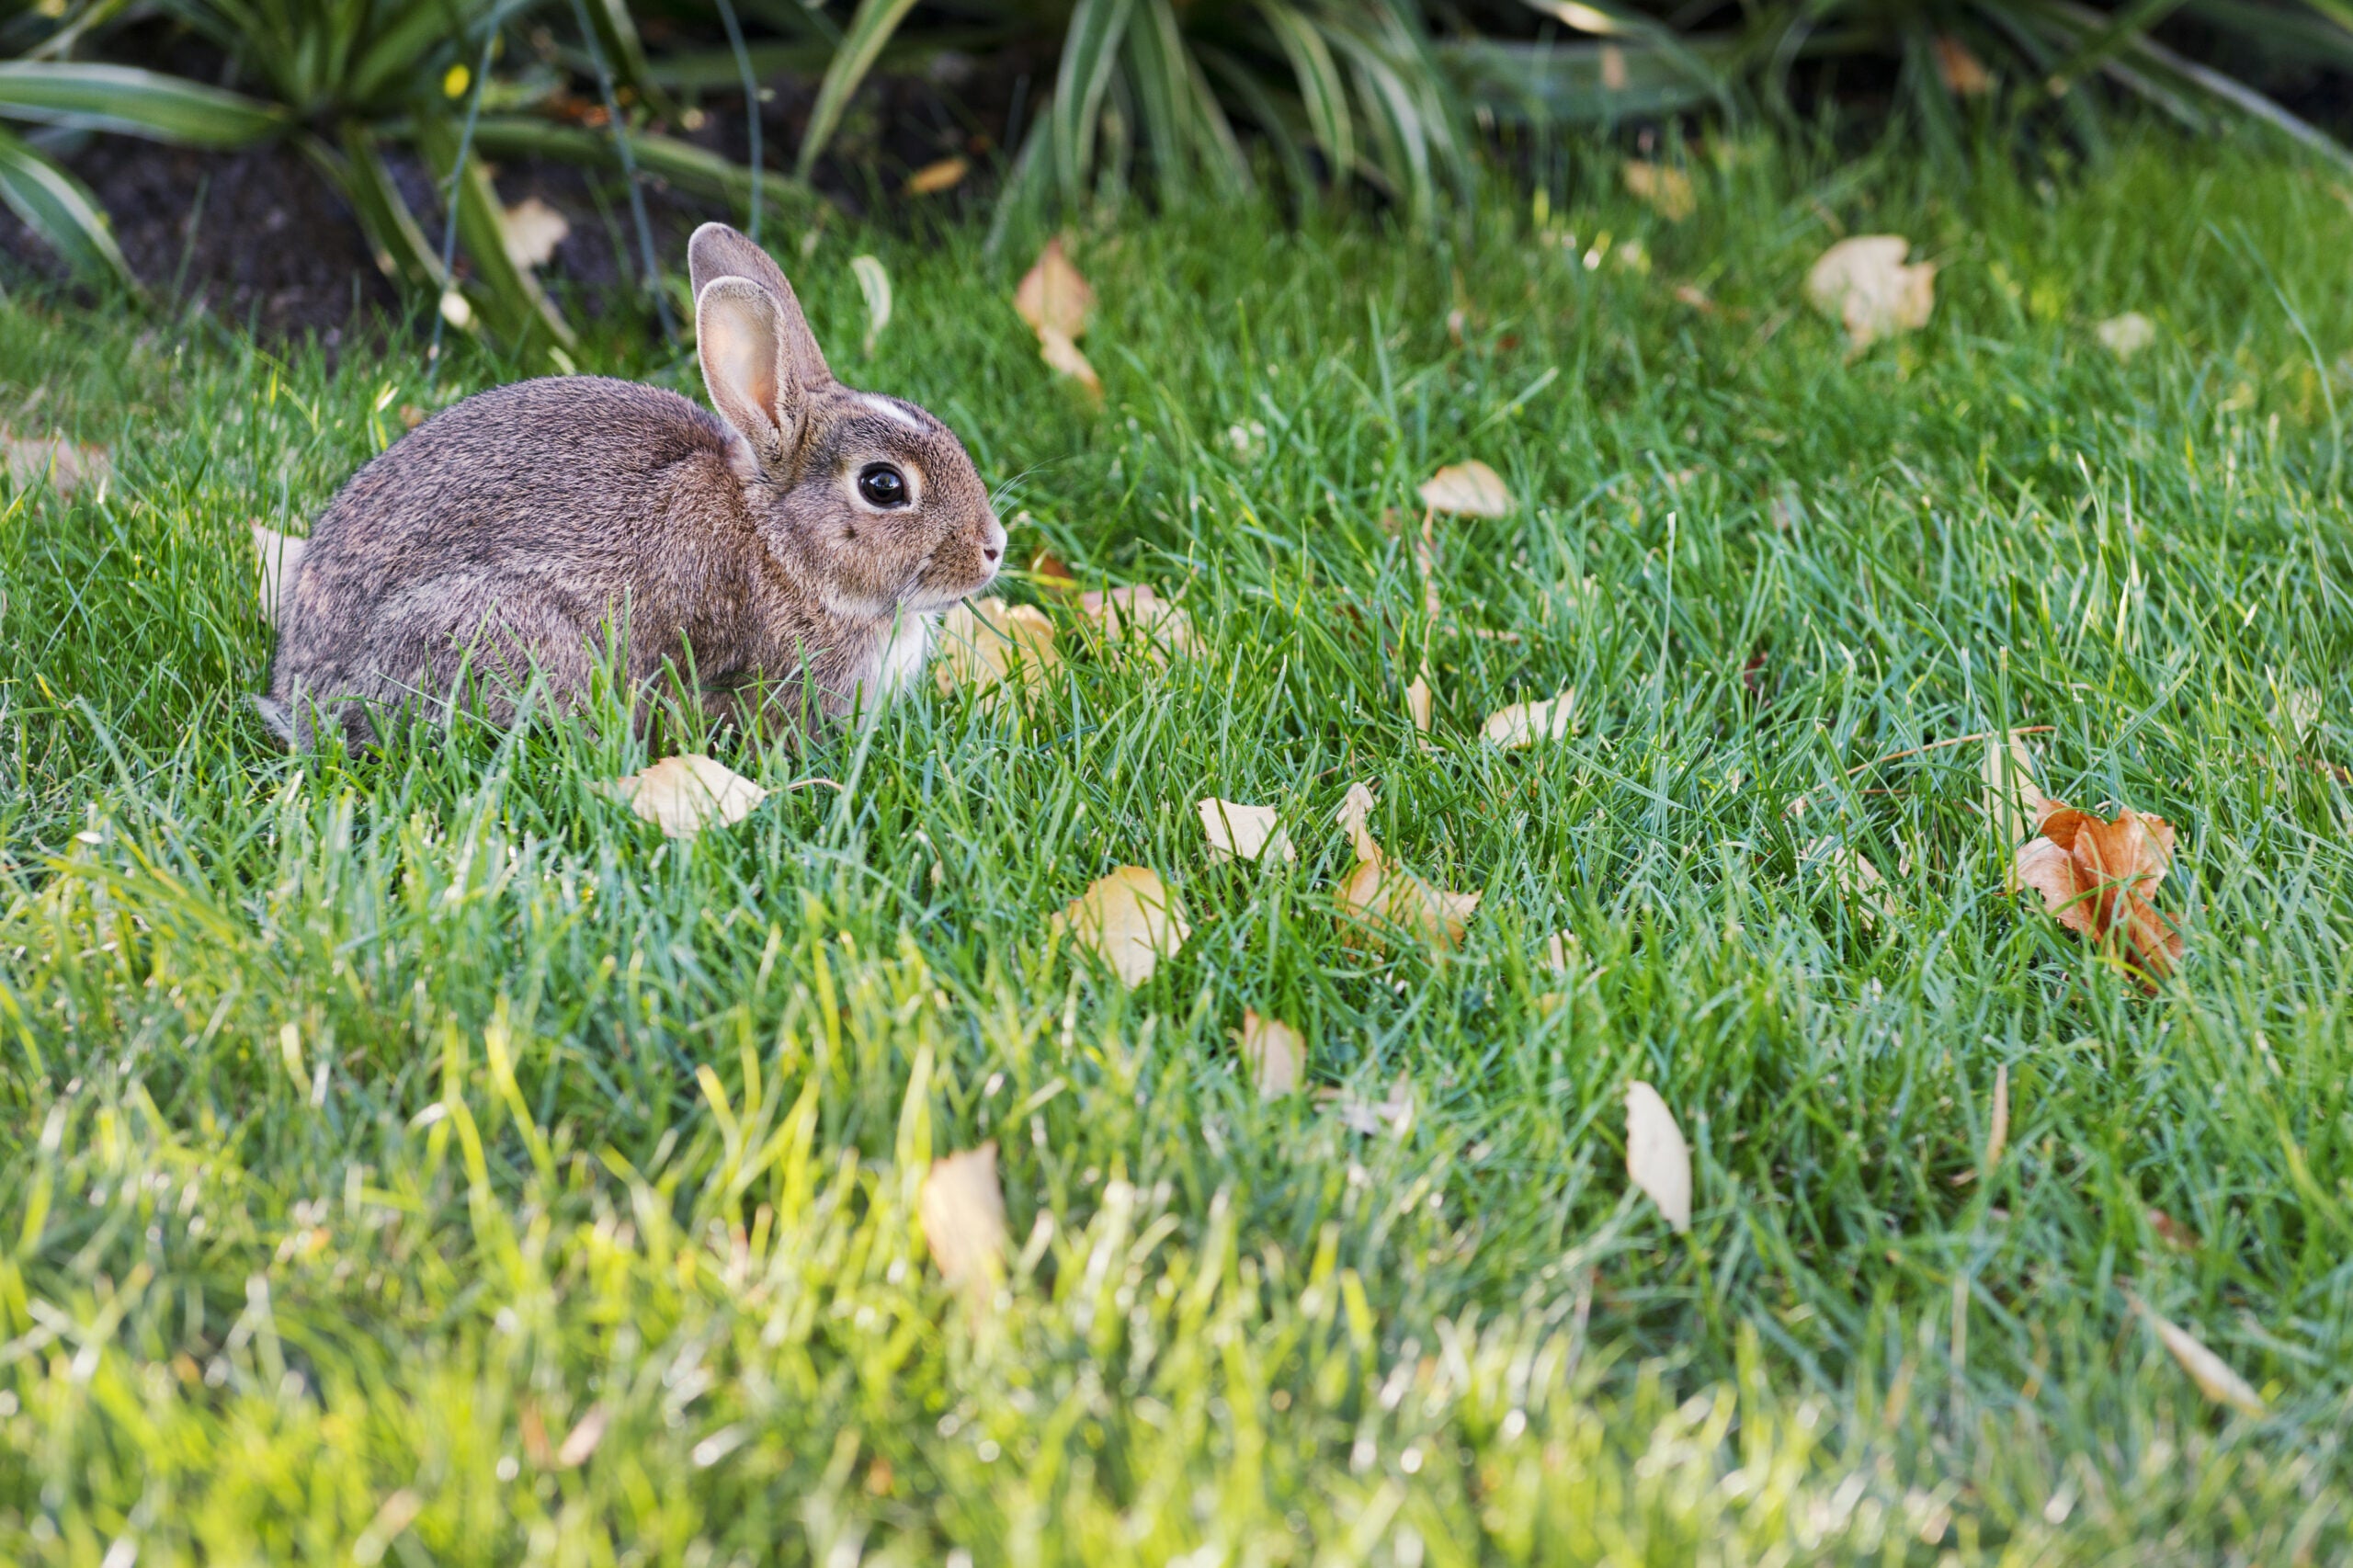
(3, 126, 2350, 1563)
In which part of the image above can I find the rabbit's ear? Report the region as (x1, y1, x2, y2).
(688, 222, 831, 391)
(698, 277, 805, 465)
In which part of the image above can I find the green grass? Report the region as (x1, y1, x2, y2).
(4, 125, 2353, 1564)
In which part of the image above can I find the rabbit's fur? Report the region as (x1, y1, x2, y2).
(260, 222, 1005, 749)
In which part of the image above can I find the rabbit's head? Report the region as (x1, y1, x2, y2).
(689, 223, 1006, 619)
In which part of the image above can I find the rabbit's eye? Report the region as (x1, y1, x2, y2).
(858, 463, 910, 508)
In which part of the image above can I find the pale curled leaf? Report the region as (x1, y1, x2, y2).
(1079, 585, 1197, 665)
(1805, 236, 1936, 348)
(1338, 858, 1480, 952)
(1051, 866, 1189, 985)
(1417, 460, 1514, 518)
(253, 523, 306, 624)
(2096, 312, 2156, 359)
(1981, 729, 2048, 846)
(1336, 781, 1380, 866)
(933, 597, 1059, 707)
(1625, 1080, 1691, 1233)
(1014, 236, 1093, 340)
(3, 428, 109, 497)
(2136, 1298, 2266, 1415)
(499, 196, 570, 270)
(1984, 1062, 2009, 1175)
(1483, 692, 1577, 748)
(904, 155, 969, 196)
(1238, 1010, 1305, 1098)
(596, 756, 767, 837)
(1404, 674, 1433, 734)
(919, 1142, 1009, 1297)
(1622, 160, 1695, 222)
(850, 255, 892, 355)
(555, 1404, 609, 1468)
(1038, 327, 1102, 398)
(1197, 798, 1294, 864)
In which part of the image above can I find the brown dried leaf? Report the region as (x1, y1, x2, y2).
(1804, 236, 1936, 348)
(1028, 549, 1078, 600)
(919, 1142, 1009, 1297)
(596, 756, 767, 837)
(253, 523, 306, 625)
(2134, 1297, 2265, 1415)
(1051, 866, 1189, 985)
(1237, 1010, 1305, 1098)
(1197, 798, 1294, 864)
(1933, 34, 1993, 96)
(1625, 1080, 1691, 1233)
(1336, 781, 1380, 866)
(933, 597, 1059, 707)
(905, 155, 970, 197)
(1014, 235, 1093, 340)
(1417, 460, 1514, 518)
(2015, 801, 2183, 978)
(1622, 160, 1696, 222)
(1404, 672, 1434, 734)
(1037, 327, 1103, 399)
(1079, 584, 1198, 666)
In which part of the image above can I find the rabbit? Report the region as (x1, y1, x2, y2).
(258, 222, 1006, 750)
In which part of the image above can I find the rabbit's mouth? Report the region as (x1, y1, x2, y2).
(899, 557, 1000, 612)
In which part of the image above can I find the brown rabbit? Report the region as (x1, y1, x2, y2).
(260, 222, 1006, 749)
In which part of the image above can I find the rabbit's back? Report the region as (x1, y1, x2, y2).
(268, 376, 752, 741)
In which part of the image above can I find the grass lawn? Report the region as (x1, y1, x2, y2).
(5, 127, 2353, 1564)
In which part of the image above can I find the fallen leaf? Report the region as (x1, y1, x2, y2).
(1934, 34, 1993, 96)
(2268, 669, 2319, 740)
(1417, 460, 1514, 518)
(904, 155, 970, 196)
(3, 429, 109, 497)
(1804, 235, 1936, 348)
(1014, 236, 1093, 341)
(2133, 1297, 2265, 1416)
(1483, 691, 1577, 748)
(2014, 801, 2183, 978)
(1237, 1010, 1305, 1097)
(595, 756, 767, 837)
(919, 1142, 1009, 1297)
(1544, 931, 1580, 972)
(1673, 283, 1716, 312)
(1079, 584, 1197, 666)
(933, 597, 1060, 707)
(399, 403, 426, 431)
(2147, 1207, 2200, 1251)
(500, 196, 570, 270)
(1624, 1080, 1691, 1233)
(1051, 866, 1189, 985)
(1404, 671, 1434, 734)
(253, 523, 305, 624)
(1333, 784, 1479, 951)
(555, 1404, 609, 1468)
(1037, 326, 1102, 398)
(850, 255, 892, 356)
(1323, 1075, 1413, 1136)
(2096, 312, 2156, 359)
(1802, 836, 1895, 930)
(1622, 160, 1695, 222)
(1983, 1062, 2008, 1174)
(1197, 798, 1294, 864)
(1981, 729, 2049, 846)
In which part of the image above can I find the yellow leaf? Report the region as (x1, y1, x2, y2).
(1196, 798, 1294, 864)
(1332, 790, 1480, 951)
(1051, 866, 1189, 985)
(1014, 235, 1093, 341)
(1416, 460, 1514, 518)
(1804, 235, 1936, 347)
(933, 597, 1059, 707)
(1404, 673, 1434, 733)
(1482, 691, 1577, 748)
(595, 756, 767, 837)
(1624, 1080, 1691, 1233)
(2135, 1297, 2266, 1415)
(1622, 160, 1695, 222)
(253, 522, 306, 624)
(1079, 584, 1197, 666)
(1237, 1010, 1305, 1098)
(919, 1142, 1009, 1298)
(904, 155, 970, 197)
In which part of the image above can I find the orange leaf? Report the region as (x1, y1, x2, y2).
(2015, 800, 2183, 978)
